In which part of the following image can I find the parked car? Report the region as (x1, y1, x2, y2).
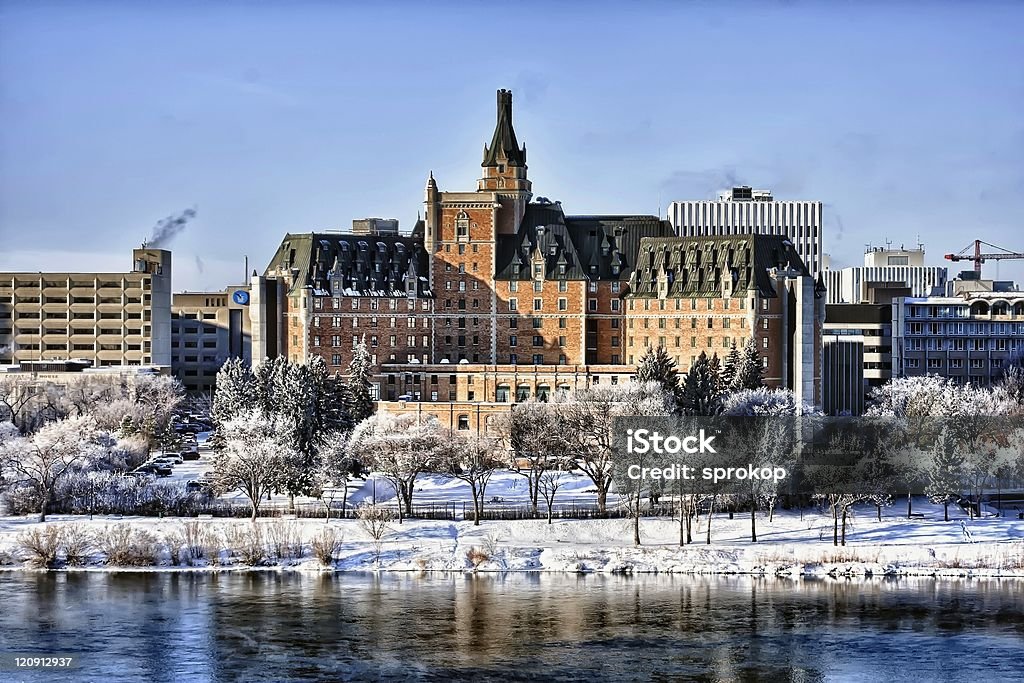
(186, 480, 212, 493)
(161, 453, 184, 464)
(153, 466, 173, 477)
(181, 450, 201, 461)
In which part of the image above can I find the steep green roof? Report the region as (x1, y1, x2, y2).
(627, 234, 811, 299)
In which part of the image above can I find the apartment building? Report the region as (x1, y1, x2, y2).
(667, 186, 824, 276)
(171, 287, 252, 393)
(0, 248, 172, 368)
(893, 275, 1024, 385)
(823, 244, 947, 304)
(624, 234, 825, 407)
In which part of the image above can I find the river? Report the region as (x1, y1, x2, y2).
(0, 572, 1022, 682)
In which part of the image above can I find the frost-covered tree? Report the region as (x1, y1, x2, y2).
(925, 429, 963, 522)
(681, 351, 723, 416)
(722, 387, 819, 542)
(0, 415, 103, 521)
(345, 337, 375, 424)
(311, 429, 358, 522)
(731, 337, 763, 391)
(441, 434, 505, 525)
(347, 412, 446, 523)
(209, 412, 297, 520)
(561, 381, 672, 523)
(492, 399, 570, 516)
(213, 358, 259, 423)
(634, 345, 682, 411)
(720, 343, 740, 390)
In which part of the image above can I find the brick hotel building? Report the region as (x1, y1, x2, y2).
(248, 90, 824, 429)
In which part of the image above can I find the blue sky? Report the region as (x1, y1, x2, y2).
(1, 0, 1022, 290)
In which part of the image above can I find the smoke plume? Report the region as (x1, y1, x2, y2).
(146, 208, 197, 248)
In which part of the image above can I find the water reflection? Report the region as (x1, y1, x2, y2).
(1, 572, 1022, 682)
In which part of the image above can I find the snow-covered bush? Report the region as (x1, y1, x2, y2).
(223, 524, 266, 566)
(310, 527, 343, 566)
(95, 525, 159, 566)
(266, 520, 304, 561)
(16, 525, 64, 568)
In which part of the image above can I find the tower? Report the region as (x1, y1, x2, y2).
(478, 88, 532, 234)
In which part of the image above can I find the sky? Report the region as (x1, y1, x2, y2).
(1, 0, 1023, 291)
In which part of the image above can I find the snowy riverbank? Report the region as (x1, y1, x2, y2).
(2, 499, 1023, 578)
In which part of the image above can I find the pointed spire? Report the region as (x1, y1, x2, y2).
(482, 89, 525, 168)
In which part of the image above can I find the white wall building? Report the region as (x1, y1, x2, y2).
(824, 245, 947, 304)
(666, 186, 823, 275)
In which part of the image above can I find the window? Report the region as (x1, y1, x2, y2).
(533, 280, 543, 292)
(611, 299, 620, 311)
(509, 281, 518, 292)
(611, 319, 619, 329)
(313, 336, 321, 347)
(456, 212, 469, 239)
(533, 335, 544, 347)
(534, 298, 543, 311)
(509, 298, 518, 311)
(532, 354, 543, 364)
(611, 281, 620, 293)
(762, 319, 769, 330)
(351, 299, 359, 310)
(532, 318, 542, 329)
(558, 298, 567, 311)
(558, 280, 568, 292)
(558, 336, 566, 346)
(509, 318, 518, 329)
(589, 299, 598, 311)
(509, 335, 518, 347)
(762, 338, 769, 349)
(589, 282, 598, 293)
(331, 354, 341, 366)
(457, 415, 470, 430)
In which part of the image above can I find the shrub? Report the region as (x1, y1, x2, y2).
(310, 527, 343, 567)
(62, 524, 94, 567)
(181, 521, 216, 562)
(224, 523, 265, 566)
(466, 547, 490, 568)
(266, 520, 303, 561)
(95, 525, 159, 566)
(16, 526, 63, 569)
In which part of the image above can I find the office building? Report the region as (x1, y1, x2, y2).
(0, 248, 172, 369)
(666, 186, 824, 276)
(823, 244, 947, 304)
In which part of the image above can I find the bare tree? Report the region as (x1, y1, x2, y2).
(491, 400, 568, 517)
(357, 503, 392, 566)
(442, 433, 504, 525)
(537, 469, 567, 524)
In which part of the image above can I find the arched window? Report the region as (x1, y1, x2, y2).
(971, 301, 990, 316)
(537, 384, 551, 402)
(516, 384, 531, 402)
(455, 211, 469, 239)
(495, 384, 510, 402)
(457, 414, 470, 430)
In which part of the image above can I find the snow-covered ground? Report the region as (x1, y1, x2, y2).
(1, 498, 1022, 577)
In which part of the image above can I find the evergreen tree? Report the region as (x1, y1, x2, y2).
(925, 428, 963, 522)
(733, 337, 764, 390)
(634, 345, 682, 410)
(212, 357, 258, 424)
(345, 337, 375, 424)
(707, 353, 723, 393)
(721, 343, 740, 391)
(681, 351, 723, 416)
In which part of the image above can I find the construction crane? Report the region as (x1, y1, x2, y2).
(944, 240, 1024, 276)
